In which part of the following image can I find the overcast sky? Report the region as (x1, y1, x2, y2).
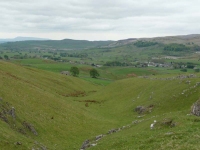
(0, 0, 200, 40)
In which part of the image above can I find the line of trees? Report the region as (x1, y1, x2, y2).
(134, 41, 158, 47)
(164, 43, 189, 51)
(104, 61, 130, 66)
(70, 67, 99, 78)
(60, 53, 88, 58)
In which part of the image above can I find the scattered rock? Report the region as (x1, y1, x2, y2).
(15, 141, 22, 145)
(22, 121, 38, 135)
(162, 119, 176, 127)
(91, 143, 97, 147)
(95, 134, 103, 141)
(32, 141, 47, 150)
(40, 145, 47, 150)
(122, 126, 126, 129)
(150, 120, 157, 129)
(0, 113, 8, 123)
(150, 123, 154, 129)
(135, 106, 145, 114)
(165, 132, 174, 135)
(9, 107, 15, 118)
(80, 140, 90, 150)
(186, 80, 191, 84)
(108, 129, 118, 134)
(132, 120, 138, 124)
(60, 71, 70, 76)
(196, 82, 200, 86)
(135, 105, 154, 114)
(0, 97, 3, 101)
(18, 128, 26, 135)
(147, 105, 154, 112)
(191, 99, 200, 116)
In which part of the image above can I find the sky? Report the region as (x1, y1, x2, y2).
(0, 0, 200, 40)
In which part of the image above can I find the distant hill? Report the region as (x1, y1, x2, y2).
(0, 36, 50, 43)
(0, 39, 115, 50)
(1, 34, 200, 51)
(107, 34, 200, 47)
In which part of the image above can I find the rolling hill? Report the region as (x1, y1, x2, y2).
(0, 37, 50, 43)
(2, 34, 200, 51)
(0, 39, 115, 50)
(108, 34, 200, 47)
(1, 60, 200, 149)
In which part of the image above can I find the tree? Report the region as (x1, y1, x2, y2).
(180, 68, 187, 72)
(90, 68, 99, 78)
(70, 66, 79, 77)
(4, 55, 9, 60)
(194, 67, 200, 72)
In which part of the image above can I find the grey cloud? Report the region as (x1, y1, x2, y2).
(0, 0, 200, 40)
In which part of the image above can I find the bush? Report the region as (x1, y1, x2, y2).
(90, 69, 99, 78)
(180, 68, 187, 72)
(4, 55, 9, 60)
(70, 67, 79, 77)
(187, 62, 195, 69)
(194, 68, 200, 72)
(104, 61, 130, 66)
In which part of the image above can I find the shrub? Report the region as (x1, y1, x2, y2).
(180, 68, 187, 72)
(70, 67, 79, 77)
(90, 69, 99, 78)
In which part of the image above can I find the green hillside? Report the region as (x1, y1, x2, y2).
(0, 61, 110, 149)
(88, 75, 200, 149)
(1, 60, 200, 150)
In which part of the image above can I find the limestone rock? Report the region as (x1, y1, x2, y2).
(15, 141, 22, 145)
(135, 106, 145, 114)
(191, 100, 200, 116)
(60, 71, 70, 76)
(22, 121, 38, 135)
(80, 139, 90, 150)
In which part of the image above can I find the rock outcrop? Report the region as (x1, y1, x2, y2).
(191, 99, 200, 116)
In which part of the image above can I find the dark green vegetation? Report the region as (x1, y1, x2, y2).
(134, 40, 158, 47)
(90, 69, 99, 78)
(1, 34, 200, 149)
(164, 43, 189, 51)
(70, 66, 79, 77)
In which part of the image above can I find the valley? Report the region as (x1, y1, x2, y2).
(0, 34, 200, 149)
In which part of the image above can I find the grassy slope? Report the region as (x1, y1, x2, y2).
(87, 75, 200, 149)
(1, 61, 200, 149)
(0, 61, 118, 149)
